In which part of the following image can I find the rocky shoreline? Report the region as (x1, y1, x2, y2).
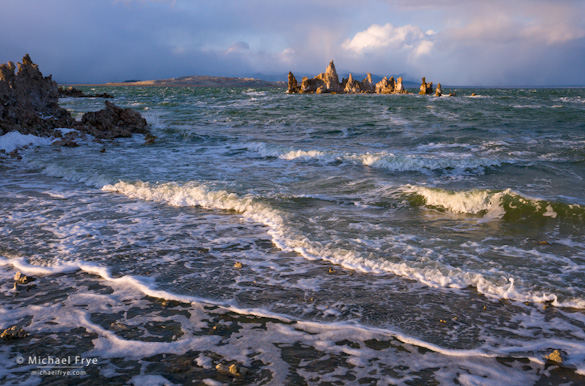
(0, 55, 153, 156)
(288, 60, 451, 96)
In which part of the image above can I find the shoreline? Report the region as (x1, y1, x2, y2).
(70, 83, 287, 88)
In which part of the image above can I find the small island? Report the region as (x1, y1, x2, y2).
(288, 60, 444, 96)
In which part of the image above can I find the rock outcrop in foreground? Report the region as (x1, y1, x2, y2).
(1, 55, 73, 136)
(79, 100, 149, 139)
(288, 60, 438, 95)
(0, 55, 151, 146)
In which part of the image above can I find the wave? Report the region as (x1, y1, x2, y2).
(0, 131, 57, 153)
(403, 185, 585, 222)
(4, 254, 572, 373)
(102, 180, 585, 309)
(247, 142, 501, 174)
(29, 161, 113, 188)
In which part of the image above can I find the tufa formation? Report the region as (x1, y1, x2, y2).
(1, 54, 73, 136)
(288, 60, 438, 96)
(0, 55, 151, 144)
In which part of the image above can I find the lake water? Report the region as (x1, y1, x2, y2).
(1, 86, 585, 385)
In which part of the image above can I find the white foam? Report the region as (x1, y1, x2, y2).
(0, 131, 55, 153)
(280, 149, 330, 161)
(54, 128, 79, 135)
(100, 180, 585, 309)
(404, 185, 509, 217)
(128, 375, 178, 386)
(247, 142, 501, 173)
(2, 252, 585, 383)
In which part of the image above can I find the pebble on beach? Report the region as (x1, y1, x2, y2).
(1, 326, 27, 341)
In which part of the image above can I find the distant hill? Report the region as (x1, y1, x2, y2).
(106, 75, 285, 88)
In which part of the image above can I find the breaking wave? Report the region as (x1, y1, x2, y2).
(247, 142, 501, 173)
(403, 185, 585, 222)
(102, 180, 585, 308)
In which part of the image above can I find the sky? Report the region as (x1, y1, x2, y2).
(1, 0, 585, 86)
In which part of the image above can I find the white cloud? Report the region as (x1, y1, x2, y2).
(342, 22, 435, 63)
(342, 23, 422, 53)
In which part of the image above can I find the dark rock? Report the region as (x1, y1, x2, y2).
(58, 86, 113, 98)
(0, 55, 151, 150)
(52, 139, 79, 147)
(77, 100, 149, 139)
(144, 133, 157, 145)
(301, 76, 321, 94)
(0, 55, 74, 136)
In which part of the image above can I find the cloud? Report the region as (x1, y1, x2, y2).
(1, 0, 584, 85)
(226, 41, 250, 54)
(342, 23, 434, 55)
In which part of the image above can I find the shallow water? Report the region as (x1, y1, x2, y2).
(1, 86, 585, 385)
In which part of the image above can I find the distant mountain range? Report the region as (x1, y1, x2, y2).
(106, 76, 285, 88)
(104, 72, 422, 88)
